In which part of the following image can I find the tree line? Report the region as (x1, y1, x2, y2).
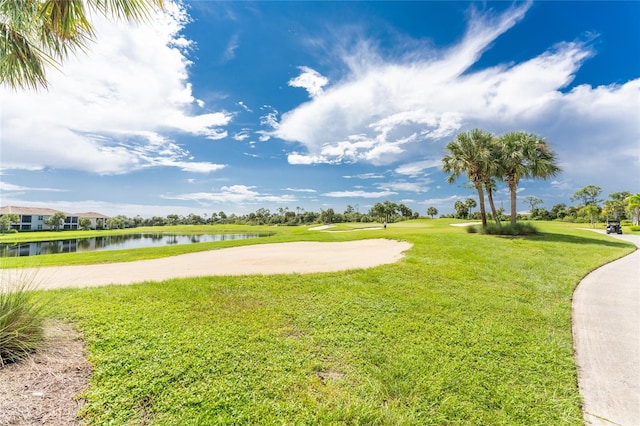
(94, 202, 419, 230)
(434, 186, 640, 227)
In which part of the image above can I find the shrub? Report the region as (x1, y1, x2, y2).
(471, 222, 540, 236)
(629, 225, 640, 232)
(0, 272, 47, 366)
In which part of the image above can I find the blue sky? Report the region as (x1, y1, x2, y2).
(1, 1, 639, 218)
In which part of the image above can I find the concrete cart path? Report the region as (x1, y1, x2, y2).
(573, 231, 640, 425)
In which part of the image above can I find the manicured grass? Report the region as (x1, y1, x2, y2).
(22, 221, 638, 423)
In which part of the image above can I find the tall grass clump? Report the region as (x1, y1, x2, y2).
(0, 272, 47, 366)
(468, 222, 539, 236)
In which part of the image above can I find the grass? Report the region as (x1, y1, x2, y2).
(10, 220, 637, 424)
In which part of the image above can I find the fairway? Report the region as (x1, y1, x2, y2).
(1, 220, 636, 425)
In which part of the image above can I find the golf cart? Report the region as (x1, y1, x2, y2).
(606, 219, 623, 234)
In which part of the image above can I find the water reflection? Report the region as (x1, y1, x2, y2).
(0, 233, 272, 257)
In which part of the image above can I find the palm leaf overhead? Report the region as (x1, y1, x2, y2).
(0, 0, 163, 90)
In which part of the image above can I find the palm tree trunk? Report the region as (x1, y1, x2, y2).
(508, 179, 518, 225)
(474, 182, 488, 227)
(486, 184, 500, 225)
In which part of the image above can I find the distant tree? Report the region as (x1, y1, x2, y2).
(0, 213, 19, 233)
(465, 198, 476, 216)
(107, 217, 125, 229)
(525, 196, 543, 217)
(321, 208, 335, 224)
(626, 193, 640, 225)
(604, 191, 631, 220)
(454, 201, 469, 219)
(255, 208, 271, 225)
(148, 216, 167, 226)
(412, 211, 420, 219)
(45, 212, 66, 231)
(79, 217, 92, 230)
(132, 215, 144, 227)
(580, 204, 600, 228)
(571, 185, 602, 206)
(166, 214, 180, 226)
(532, 207, 550, 221)
(382, 201, 399, 222)
(186, 213, 204, 225)
(549, 203, 567, 220)
(398, 203, 413, 219)
(427, 206, 438, 219)
(370, 203, 385, 222)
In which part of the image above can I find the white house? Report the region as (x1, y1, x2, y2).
(0, 206, 109, 231)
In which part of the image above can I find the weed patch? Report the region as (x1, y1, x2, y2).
(0, 272, 47, 366)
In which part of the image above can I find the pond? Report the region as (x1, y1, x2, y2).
(0, 233, 273, 257)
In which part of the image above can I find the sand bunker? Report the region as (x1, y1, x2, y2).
(3, 239, 412, 291)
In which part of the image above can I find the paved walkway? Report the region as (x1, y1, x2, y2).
(573, 231, 640, 425)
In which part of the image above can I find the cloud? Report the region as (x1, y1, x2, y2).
(271, 3, 532, 164)
(288, 66, 329, 98)
(284, 188, 317, 193)
(323, 190, 397, 198)
(342, 173, 386, 179)
(237, 101, 253, 113)
(0, 2, 231, 175)
(377, 180, 432, 193)
(269, 1, 638, 191)
(162, 185, 296, 204)
(233, 129, 251, 141)
(395, 160, 441, 177)
(223, 33, 240, 62)
(0, 196, 216, 218)
(0, 182, 67, 192)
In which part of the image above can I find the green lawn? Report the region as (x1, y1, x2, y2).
(9, 220, 636, 424)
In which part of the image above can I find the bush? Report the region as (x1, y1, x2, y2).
(470, 222, 540, 236)
(629, 225, 640, 232)
(0, 273, 47, 366)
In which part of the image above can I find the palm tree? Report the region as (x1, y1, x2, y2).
(442, 129, 494, 227)
(1, 0, 164, 90)
(497, 132, 560, 225)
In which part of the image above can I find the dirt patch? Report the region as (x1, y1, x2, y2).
(0, 320, 90, 425)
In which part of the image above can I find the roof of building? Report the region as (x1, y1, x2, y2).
(74, 211, 110, 219)
(0, 206, 109, 218)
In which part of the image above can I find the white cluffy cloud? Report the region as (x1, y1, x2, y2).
(162, 185, 296, 204)
(288, 66, 329, 98)
(272, 1, 640, 191)
(0, 1, 229, 175)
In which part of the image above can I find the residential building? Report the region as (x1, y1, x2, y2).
(0, 206, 109, 231)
